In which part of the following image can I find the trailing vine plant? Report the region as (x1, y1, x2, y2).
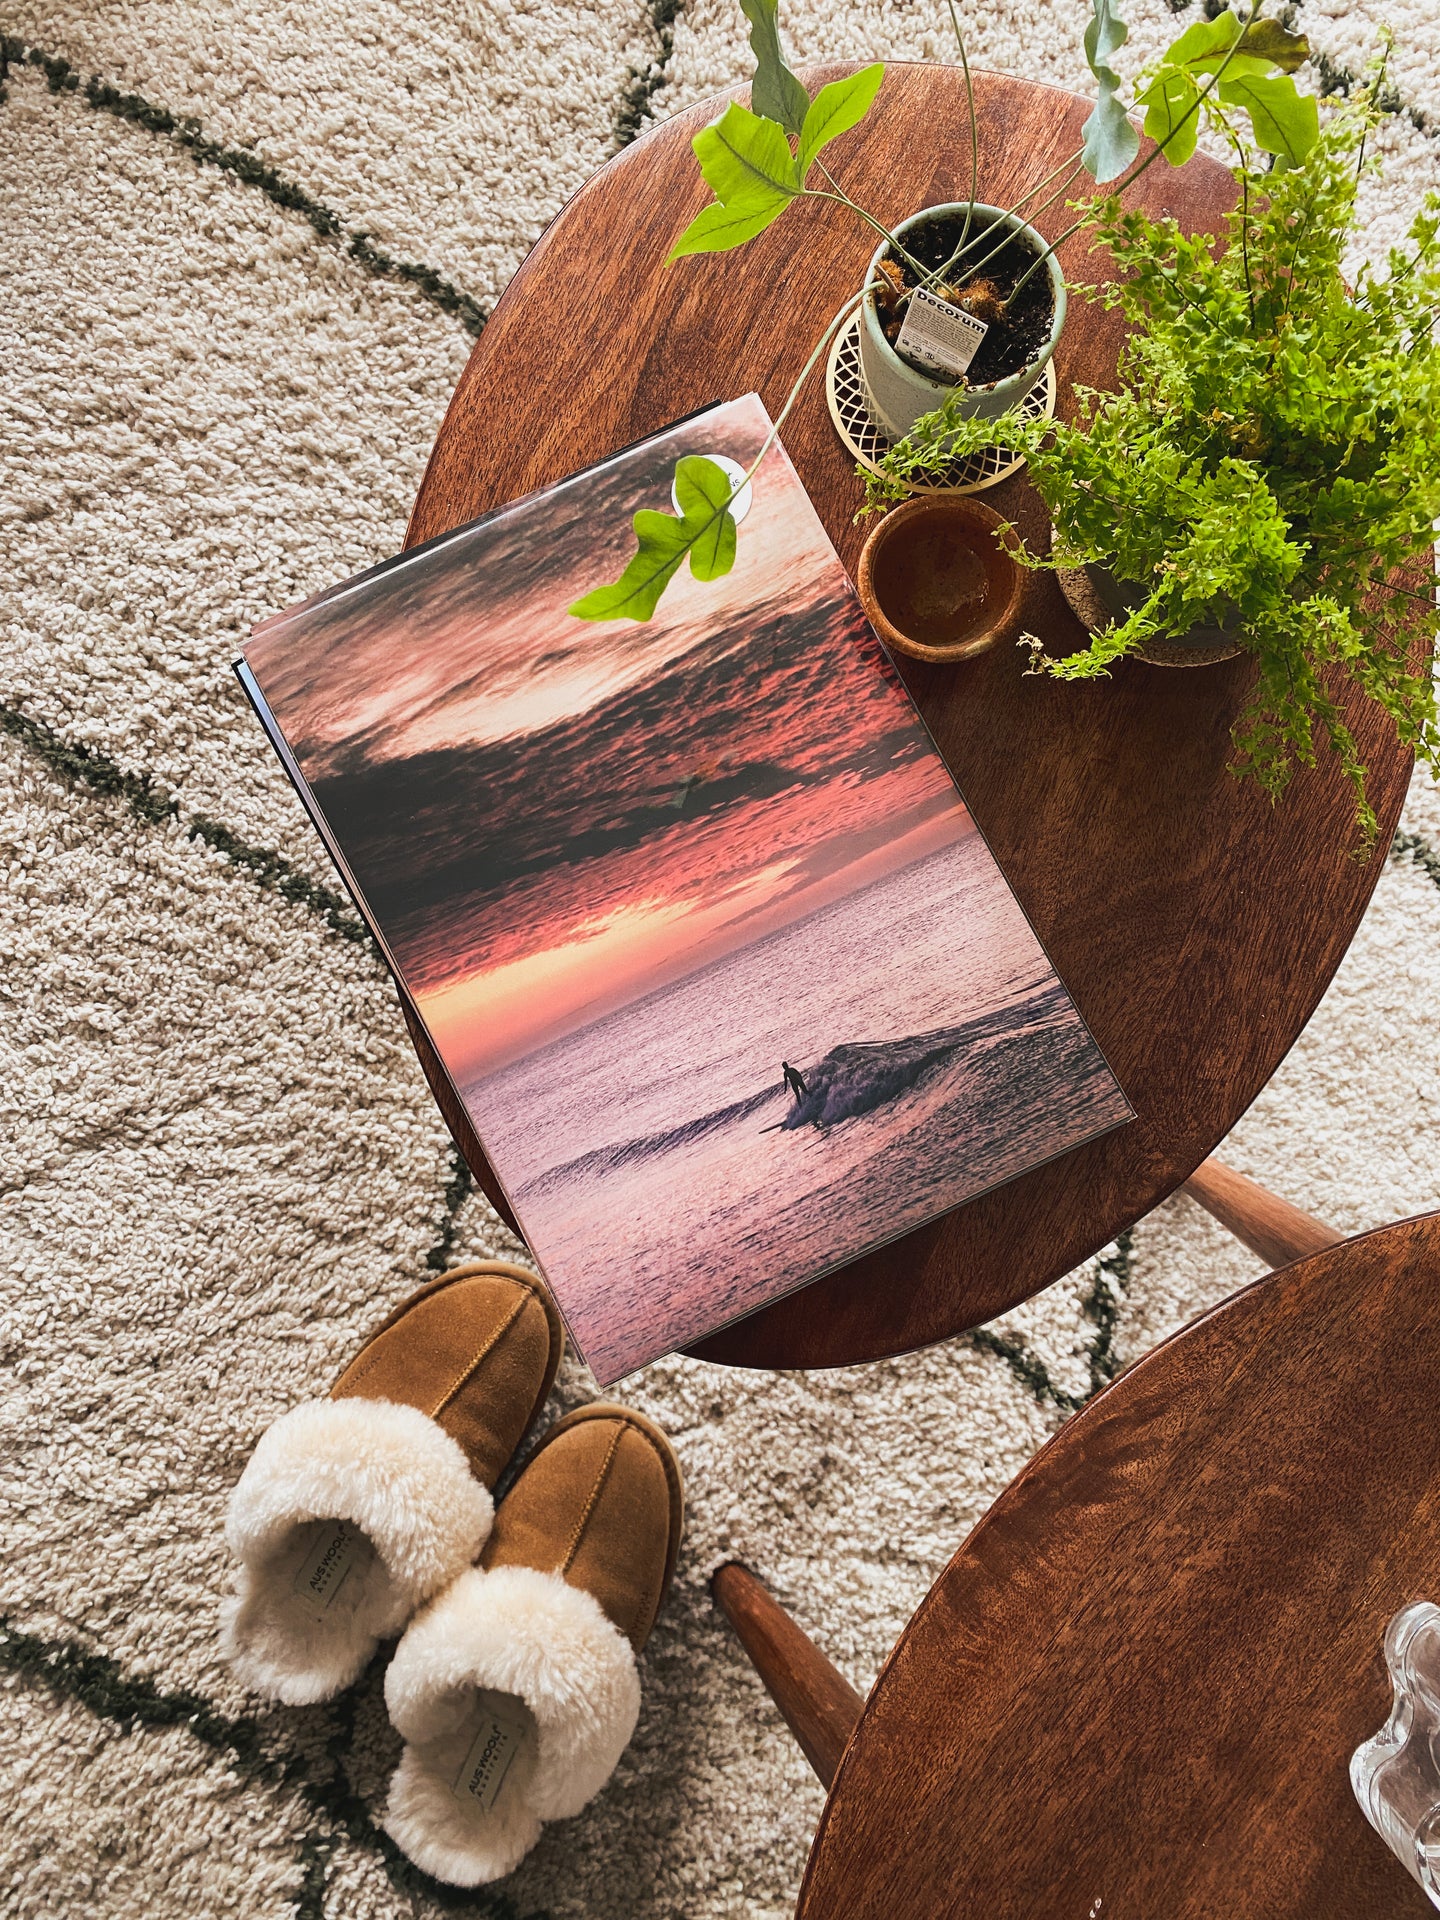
(568, 0, 1313, 623)
(866, 60, 1440, 845)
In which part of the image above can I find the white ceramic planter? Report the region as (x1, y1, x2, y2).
(859, 202, 1067, 442)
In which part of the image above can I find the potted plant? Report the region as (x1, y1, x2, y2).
(867, 62, 1440, 845)
(860, 198, 1069, 440)
(569, 0, 1313, 623)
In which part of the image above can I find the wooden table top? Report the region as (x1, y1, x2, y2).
(798, 1213, 1440, 1919)
(403, 65, 1415, 1372)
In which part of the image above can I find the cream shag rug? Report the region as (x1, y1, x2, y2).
(2, 1, 1438, 1914)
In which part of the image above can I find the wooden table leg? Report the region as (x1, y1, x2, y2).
(1180, 1158, 1343, 1267)
(711, 1562, 865, 1788)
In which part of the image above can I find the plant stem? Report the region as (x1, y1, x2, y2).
(1276, 138, 1364, 343)
(1352, 245, 1421, 314)
(1007, 214, 1085, 302)
(805, 178, 930, 278)
(948, 0, 979, 253)
(1354, 38, 1391, 183)
(956, 162, 1088, 286)
(669, 287, 877, 570)
(1277, 198, 1318, 335)
(1235, 135, 1255, 324)
(919, 148, 1085, 295)
(768, 288, 873, 442)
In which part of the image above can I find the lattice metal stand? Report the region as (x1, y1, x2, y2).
(826, 310, 1056, 496)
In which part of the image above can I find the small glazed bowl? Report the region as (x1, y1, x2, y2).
(857, 494, 1025, 664)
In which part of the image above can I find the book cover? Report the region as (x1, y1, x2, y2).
(239, 394, 1131, 1383)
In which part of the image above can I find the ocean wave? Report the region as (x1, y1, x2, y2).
(517, 985, 1070, 1197)
(517, 1084, 776, 1197)
(779, 989, 1065, 1131)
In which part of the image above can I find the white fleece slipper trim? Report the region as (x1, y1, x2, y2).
(383, 1565, 641, 1886)
(221, 1398, 493, 1705)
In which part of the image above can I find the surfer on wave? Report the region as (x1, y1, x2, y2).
(781, 1060, 808, 1105)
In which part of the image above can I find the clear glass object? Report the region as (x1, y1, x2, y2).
(1352, 1601, 1440, 1908)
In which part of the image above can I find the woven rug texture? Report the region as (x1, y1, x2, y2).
(2, 0, 1439, 1914)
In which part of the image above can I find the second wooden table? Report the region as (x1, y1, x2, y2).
(797, 1213, 1440, 1918)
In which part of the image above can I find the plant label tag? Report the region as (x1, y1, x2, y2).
(895, 286, 989, 378)
(453, 1701, 532, 1812)
(292, 1518, 368, 1617)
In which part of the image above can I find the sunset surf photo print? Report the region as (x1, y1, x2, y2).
(240, 395, 1131, 1382)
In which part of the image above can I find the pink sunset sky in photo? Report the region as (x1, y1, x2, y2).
(246, 397, 975, 1083)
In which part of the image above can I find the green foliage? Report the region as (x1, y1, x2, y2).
(1081, 0, 1140, 183)
(1130, 8, 1314, 172)
(607, 0, 1328, 626)
(866, 105, 1440, 845)
(1217, 70, 1319, 164)
(666, 66, 887, 261)
(1232, 17, 1311, 72)
(672, 454, 740, 579)
(799, 65, 885, 178)
(664, 0, 898, 270)
(667, 3, 1315, 266)
(668, 102, 802, 259)
(739, 0, 810, 137)
(568, 456, 739, 621)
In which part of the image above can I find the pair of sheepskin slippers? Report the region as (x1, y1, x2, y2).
(221, 1260, 683, 1886)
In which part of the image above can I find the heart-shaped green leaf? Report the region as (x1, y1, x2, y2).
(739, 0, 810, 137)
(1081, 0, 1141, 182)
(668, 102, 801, 260)
(1218, 71, 1320, 163)
(798, 64, 884, 178)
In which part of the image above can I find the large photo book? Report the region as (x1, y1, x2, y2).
(238, 394, 1131, 1383)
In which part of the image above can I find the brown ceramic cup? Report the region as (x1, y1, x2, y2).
(857, 493, 1025, 664)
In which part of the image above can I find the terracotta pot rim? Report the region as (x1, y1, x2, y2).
(856, 494, 1026, 665)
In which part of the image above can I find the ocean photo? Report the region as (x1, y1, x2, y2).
(480, 831, 1124, 1380)
(244, 394, 1130, 1381)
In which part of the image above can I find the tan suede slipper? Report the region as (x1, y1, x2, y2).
(222, 1260, 564, 1704)
(383, 1404, 684, 1886)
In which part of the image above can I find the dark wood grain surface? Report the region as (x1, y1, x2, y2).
(401, 65, 1416, 1369)
(798, 1214, 1440, 1919)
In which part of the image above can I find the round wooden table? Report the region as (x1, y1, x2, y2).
(403, 66, 1415, 1372)
(796, 1212, 1440, 1918)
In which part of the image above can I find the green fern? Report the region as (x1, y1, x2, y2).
(867, 99, 1440, 846)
